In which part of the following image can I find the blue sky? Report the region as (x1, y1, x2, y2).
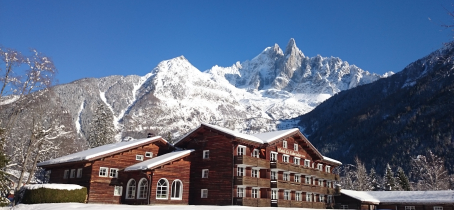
(1, 0, 454, 84)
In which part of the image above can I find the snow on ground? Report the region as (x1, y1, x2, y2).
(5, 204, 324, 210)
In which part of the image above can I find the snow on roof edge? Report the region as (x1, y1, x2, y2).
(323, 156, 342, 165)
(200, 123, 263, 143)
(173, 125, 202, 145)
(125, 149, 194, 171)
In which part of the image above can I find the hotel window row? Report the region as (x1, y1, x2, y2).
(63, 168, 83, 179)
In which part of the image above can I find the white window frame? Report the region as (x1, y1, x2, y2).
(284, 190, 290, 200)
(109, 168, 119, 178)
(136, 155, 144, 161)
(63, 169, 69, 179)
(237, 145, 246, 156)
(294, 157, 300, 165)
(319, 194, 325, 202)
(137, 178, 148, 199)
(202, 169, 209, 178)
(76, 168, 83, 178)
(252, 149, 260, 158)
(126, 179, 136, 199)
(318, 179, 324, 187)
(237, 166, 245, 176)
(271, 189, 278, 200)
(271, 171, 277, 180)
(294, 143, 298, 151)
(171, 179, 183, 200)
(252, 169, 259, 178)
(433, 207, 443, 210)
(306, 193, 312, 202)
(326, 165, 331, 173)
(70, 169, 76, 178)
(203, 150, 209, 159)
(156, 178, 169, 199)
(283, 140, 287, 148)
(237, 187, 245, 197)
(317, 163, 323, 171)
(283, 173, 289, 181)
(305, 176, 311, 184)
(405, 207, 415, 210)
(201, 189, 208, 198)
(304, 159, 310, 167)
(270, 152, 278, 162)
(145, 152, 153, 158)
(282, 154, 289, 163)
(252, 188, 259, 198)
(114, 186, 123, 196)
(295, 192, 302, 201)
(295, 175, 300, 183)
(99, 167, 108, 177)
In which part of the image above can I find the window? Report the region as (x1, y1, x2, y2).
(237, 145, 246, 156)
(294, 143, 298, 151)
(284, 191, 290, 200)
(252, 149, 259, 158)
(109, 168, 119, 178)
(270, 152, 278, 162)
(305, 176, 311, 184)
(306, 193, 312, 202)
(203, 150, 209, 159)
(70, 169, 76, 178)
(252, 188, 259, 198)
(319, 194, 324, 202)
(283, 140, 287, 148)
(327, 195, 333, 203)
(201, 189, 208, 198)
(202, 169, 209, 178)
(317, 163, 323, 171)
(326, 166, 331, 173)
(137, 178, 148, 199)
(327, 181, 332, 188)
(145, 152, 153, 158)
(99, 167, 108, 177)
(136, 155, 144, 161)
(318, 179, 324, 187)
(271, 190, 278, 200)
(237, 167, 245, 176)
(294, 157, 300, 165)
(304, 159, 310, 167)
(283, 173, 289, 181)
(252, 169, 259, 178)
(156, 178, 169, 199)
(295, 175, 300, 183)
(405, 207, 415, 210)
(434, 207, 443, 210)
(63, 170, 69, 179)
(237, 187, 245, 197)
(283, 155, 289, 163)
(295, 192, 301, 201)
(271, 171, 277, 180)
(76, 168, 82, 178)
(114, 186, 123, 196)
(171, 180, 183, 200)
(126, 179, 136, 199)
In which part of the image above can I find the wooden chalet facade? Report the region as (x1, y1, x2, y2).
(37, 123, 342, 208)
(336, 190, 454, 210)
(174, 123, 342, 208)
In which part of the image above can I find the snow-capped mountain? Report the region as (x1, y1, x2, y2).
(26, 39, 391, 141)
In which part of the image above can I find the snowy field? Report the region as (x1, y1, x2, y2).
(4, 204, 323, 210)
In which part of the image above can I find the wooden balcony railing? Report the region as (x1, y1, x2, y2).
(270, 180, 289, 189)
(234, 197, 271, 207)
(234, 176, 270, 188)
(235, 155, 270, 168)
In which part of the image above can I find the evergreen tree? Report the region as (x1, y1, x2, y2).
(88, 103, 116, 148)
(396, 167, 411, 191)
(369, 168, 381, 191)
(384, 163, 396, 191)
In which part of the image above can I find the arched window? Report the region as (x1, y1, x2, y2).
(156, 178, 168, 199)
(137, 178, 148, 199)
(171, 179, 183, 200)
(126, 179, 136, 199)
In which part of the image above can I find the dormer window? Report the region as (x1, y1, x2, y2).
(283, 140, 287, 148)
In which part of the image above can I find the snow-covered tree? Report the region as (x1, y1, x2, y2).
(351, 157, 371, 191)
(87, 102, 116, 148)
(369, 168, 381, 191)
(383, 163, 396, 191)
(410, 150, 450, 190)
(396, 167, 411, 191)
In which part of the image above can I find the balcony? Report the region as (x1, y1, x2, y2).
(270, 180, 289, 189)
(288, 182, 301, 191)
(234, 176, 270, 188)
(235, 155, 270, 168)
(270, 162, 289, 171)
(276, 199, 292, 207)
(234, 197, 271, 207)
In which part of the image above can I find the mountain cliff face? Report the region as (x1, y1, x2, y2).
(21, 39, 389, 142)
(286, 43, 454, 173)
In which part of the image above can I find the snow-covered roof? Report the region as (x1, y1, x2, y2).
(341, 189, 454, 204)
(23, 183, 84, 190)
(38, 136, 165, 167)
(322, 156, 342, 165)
(250, 128, 299, 143)
(125, 150, 194, 171)
(201, 123, 263, 143)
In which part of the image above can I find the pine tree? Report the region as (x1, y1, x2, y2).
(384, 163, 396, 191)
(369, 168, 381, 191)
(396, 167, 411, 191)
(88, 103, 116, 148)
